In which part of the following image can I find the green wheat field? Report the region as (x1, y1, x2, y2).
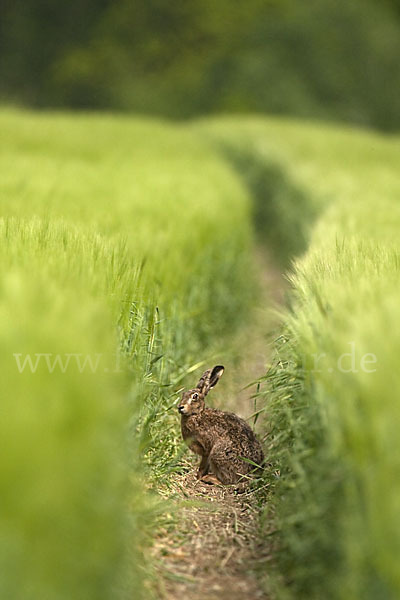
(1, 107, 400, 599)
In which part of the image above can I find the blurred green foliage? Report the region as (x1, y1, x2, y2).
(0, 108, 254, 599)
(1, 0, 400, 130)
(204, 116, 400, 599)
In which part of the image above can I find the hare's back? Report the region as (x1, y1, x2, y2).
(203, 408, 262, 453)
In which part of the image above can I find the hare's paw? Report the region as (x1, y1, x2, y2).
(200, 474, 223, 485)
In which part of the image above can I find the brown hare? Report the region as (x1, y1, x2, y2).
(178, 365, 264, 485)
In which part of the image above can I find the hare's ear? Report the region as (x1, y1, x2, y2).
(209, 365, 224, 389)
(197, 369, 212, 395)
(197, 365, 224, 395)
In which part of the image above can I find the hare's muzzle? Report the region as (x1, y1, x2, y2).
(178, 405, 186, 414)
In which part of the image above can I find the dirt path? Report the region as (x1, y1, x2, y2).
(152, 250, 286, 600)
(153, 469, 272, 600)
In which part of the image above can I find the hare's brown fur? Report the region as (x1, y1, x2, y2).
(178, 365, 264, 485)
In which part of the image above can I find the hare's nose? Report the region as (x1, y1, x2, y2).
(178, 405, 185, 414)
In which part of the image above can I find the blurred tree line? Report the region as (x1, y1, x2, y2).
(1, 0, 400, 130)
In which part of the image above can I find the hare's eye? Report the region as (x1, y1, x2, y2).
(192, 393, 198, 400)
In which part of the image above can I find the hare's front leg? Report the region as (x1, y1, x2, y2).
(198, 447, 223, 485)
(196, 452, 210, 479)
(208, 442, 240, 485)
